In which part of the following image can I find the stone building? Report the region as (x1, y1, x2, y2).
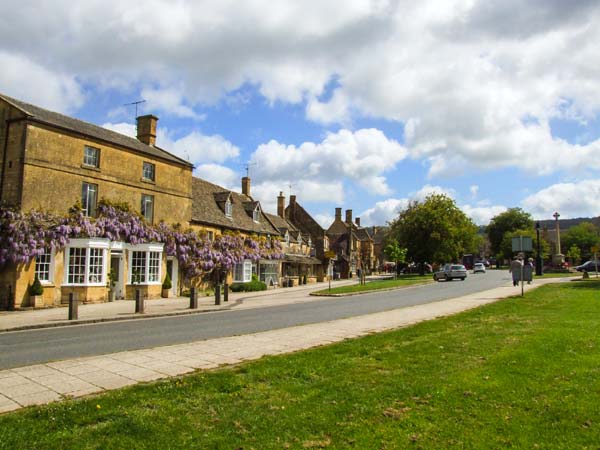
(0, 93, 193, 308)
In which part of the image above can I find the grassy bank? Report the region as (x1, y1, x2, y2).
(312, 274, 432, 295)
(1, 281, 600, 448)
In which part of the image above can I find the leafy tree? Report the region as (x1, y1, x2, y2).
(500, 228, 550, 261)
(487, 208, 534, 256)
(383, 238, 407, 276)
(562, 222, 599, 260)
(388, 194, 478, 267)
(566, 244, 581, 265)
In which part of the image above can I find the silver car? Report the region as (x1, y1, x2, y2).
(433, 264, 468, 281)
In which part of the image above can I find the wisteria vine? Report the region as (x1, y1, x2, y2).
(0, 203, 283, 283)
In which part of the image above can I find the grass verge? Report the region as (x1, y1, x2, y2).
(1, 280, 600, 448)
(312, 275, 432, 295)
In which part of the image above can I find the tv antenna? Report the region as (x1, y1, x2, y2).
(124, 100, 146, 122)
(288, 182, 296, 197)
(243, 162, 257, 178)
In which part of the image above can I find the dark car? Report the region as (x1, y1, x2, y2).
(576, 261, 600, 272)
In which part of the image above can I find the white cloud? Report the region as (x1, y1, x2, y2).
(461, 204, 508, 226)
(194, 164, 239, 190)
(141, 86, 205, 120)
(101, 122, 239, 165)
(410, 184, 455, 201)
(359, 198, 409, 226)
(251, 128, 407, 196)
(470, 185, 479, 198)
(0, 51, 83, 113)
(521, 180, 600, 219)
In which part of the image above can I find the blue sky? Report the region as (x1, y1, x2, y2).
(2, 1, 600, 227)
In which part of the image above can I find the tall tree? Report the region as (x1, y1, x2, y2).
(500, 228, 550, 261)
(388, 194, 478, 266)
(562, 222, 599, 260)
(486, 208, 534, 256)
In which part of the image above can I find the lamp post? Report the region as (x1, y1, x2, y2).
(535, 221, 542, 276)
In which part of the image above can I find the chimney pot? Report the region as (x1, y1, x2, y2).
(355, 217, 361, 227)
(277, 191, 285, 217)
(242, 177, 251, 196)
(136, 115, 159, 146)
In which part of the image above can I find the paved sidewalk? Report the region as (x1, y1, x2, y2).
(0, 277, 572, 414)
(0, 279, 358, 332)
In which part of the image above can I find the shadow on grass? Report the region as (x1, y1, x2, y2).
(558, 279, 600, 290)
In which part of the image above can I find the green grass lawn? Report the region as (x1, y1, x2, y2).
(312, 274, 432, 295)
(2, 281, 600, 449)
(535, 271, 581, 278)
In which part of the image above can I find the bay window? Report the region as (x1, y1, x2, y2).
(233, 260, 253, 282)
(35, 248, 53, 283)
(63, 239, 109, 286)
(128, 244, 164, 284)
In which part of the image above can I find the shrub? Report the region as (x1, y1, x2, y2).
(30, 275, 43, 296)
(230, 276, 267, 292)
(162, 272, 172, 290)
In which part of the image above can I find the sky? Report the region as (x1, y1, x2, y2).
(2, 0, 600, 228)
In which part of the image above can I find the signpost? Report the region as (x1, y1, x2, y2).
(325, 251, 336, 291)
(512, 236, 533, 297)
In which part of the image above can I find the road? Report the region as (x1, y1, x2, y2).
(0, 270, 510, 369)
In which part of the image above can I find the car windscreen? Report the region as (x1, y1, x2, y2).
(451, 265, 464, 270)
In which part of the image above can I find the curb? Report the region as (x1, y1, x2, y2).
(309, 281, 434, 297)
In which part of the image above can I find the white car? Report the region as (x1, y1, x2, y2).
(473, 263, 486, 273)
(433, 264, 468, 281)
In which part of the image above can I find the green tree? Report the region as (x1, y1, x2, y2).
(383, 238, 407, 276)
(566, 244, 581, 265)
(388, 194, 478, 268)
(487, 208, 534, 256)
(500, 228, 550, 261)
(562, 222, 599, 260)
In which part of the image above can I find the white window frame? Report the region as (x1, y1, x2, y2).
(63, 238, 109, 286)
(142, 161, 155, 182)
(35, 248, 54, 284)
(253, 206, 260, 223)
(225, 199, 233, 218)
(141, 193, 154, 223)
(233, 260, 253, 282)
(127, 243, 164, 285)
(285, 231, 290, 245)
(83, 146, 100, 168)
(82, 182, 98, 217)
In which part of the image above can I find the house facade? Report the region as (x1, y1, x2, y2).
(0, 93, 193, 309)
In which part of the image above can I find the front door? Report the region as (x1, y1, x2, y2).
(110, 255, 124, 300)
(166, 258, 178, 296)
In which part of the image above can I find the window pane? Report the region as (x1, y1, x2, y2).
(148, 251, 160, 282)
(35, 249, 52, 282)
(82, 182, 98, 217)
(131, 251, 147, 283)
(243, 260, 252, 282)
(88, 248, 104, 283)
(142, 162, 155, 181)
(83, 146, 100, 167)
(68, 248, 86, 284)
(141, 194, 154, 223)
(233, 263, 244, 282)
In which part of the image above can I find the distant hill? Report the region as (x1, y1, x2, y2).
(535, 217, 600, 231)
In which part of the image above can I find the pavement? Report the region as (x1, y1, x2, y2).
(0, 276, 575, 414)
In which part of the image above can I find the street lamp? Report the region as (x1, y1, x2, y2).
(535, 221, 542, 276)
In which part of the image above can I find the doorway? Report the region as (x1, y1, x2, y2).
(166, 258, 179, 296)
(110, 254, 124, 300)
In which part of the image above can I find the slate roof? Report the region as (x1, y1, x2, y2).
(264, 213, 299, 234)
(191, 177, 279, 235)
(0, 93, 192, 168)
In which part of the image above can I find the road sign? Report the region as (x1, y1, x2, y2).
(325, 250, 336, 259)
(512, 236, 533, 252)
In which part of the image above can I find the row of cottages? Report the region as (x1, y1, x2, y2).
(190, 177, 322, 287)
(0, 93, 328, 309)
(0, 93, 193, 309)
(326, 208, 376, 278)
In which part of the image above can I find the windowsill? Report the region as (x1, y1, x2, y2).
(81, 164, 101, 172)
(128, 282, 162, 286)
(40, 282, 55, 287)
(62, 283, 106, 288)
(141, 178, 156, 185)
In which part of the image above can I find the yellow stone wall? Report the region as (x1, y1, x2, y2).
(20, 123, 192, 224)
(0, 101, 27, 206)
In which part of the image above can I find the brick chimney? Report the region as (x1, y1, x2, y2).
(137, 115, 158, 146)
(345, 209, 353, 225)
(277, 191, 285, 217)
(242, 177, 251, 196)
(355, 217, 361, 227)
(335, 207, 342, 221)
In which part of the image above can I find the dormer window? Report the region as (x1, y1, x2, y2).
(225, 199, 233, 218)
(285, 231, 290, 245)
(308, 236, 312, 247)
(253, 206, 260, 223)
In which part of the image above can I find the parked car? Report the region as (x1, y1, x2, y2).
(473, 262, 486, 273)
(433, 264, 468, 281)
(575, 261, 600, 272)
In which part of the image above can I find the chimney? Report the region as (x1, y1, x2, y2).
(136, 115, 159, 146)
(345, 209, 353, 225)
(242, 177, 251, 196)
(277, 191, 285, 217)
(355, 217, 361, 227)
(335, 207, 342, 221)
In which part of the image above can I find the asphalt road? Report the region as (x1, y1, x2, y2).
(0, 270, 511, 369)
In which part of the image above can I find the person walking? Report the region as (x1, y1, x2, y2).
(509, 257, 523, 287)
(523, 258, 534, 284)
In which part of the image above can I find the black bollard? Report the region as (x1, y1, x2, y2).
(135, 289, 144, 314)
(68, 292, 78, 320)
(215, 284, 221, 305)
(224, 283, 229, 302)
(190, 287, 198, 309)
